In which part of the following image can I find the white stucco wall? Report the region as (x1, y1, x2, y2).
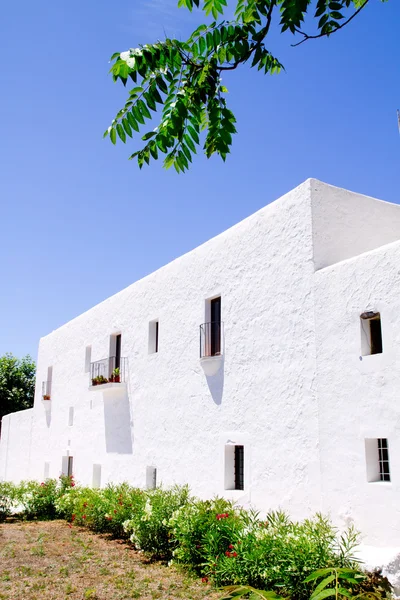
(1, 178, 400, 548)
(314, 238, 400, 546)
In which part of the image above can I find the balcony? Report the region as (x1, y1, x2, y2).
(199, 322, 224, 376)
(41, 381, 52, 409)
(89, 356, 128, 391)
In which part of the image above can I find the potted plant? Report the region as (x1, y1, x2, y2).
(97, 375, 108, 385)
(43, 394, 51, 400)
(112, 367, 121, 383)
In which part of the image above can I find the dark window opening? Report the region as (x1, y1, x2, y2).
(210, 296, 221, 356)
(234, 445, 244, 490)
(378, 438, 390, 482)
(370, 318, 382, 355)
(67, 456, 74, 478)
(115, 334, 122, 370)
(155, 321, 159, 353)
(360, 312, 382, 356)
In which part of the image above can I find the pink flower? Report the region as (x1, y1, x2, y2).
(40, 482, 45, 487)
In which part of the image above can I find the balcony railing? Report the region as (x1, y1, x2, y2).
(42, 380, 52, 400)
(200, 322, 224, 358)
(90, 356, 127, 387)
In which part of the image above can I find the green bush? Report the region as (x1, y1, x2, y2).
(0, 482, 18, 522)
(170, 505, 360, 598)
(0, 479, 370, 600)
(169, 496, 246, 572)
(15, 479, 60, 520)
(123, 485, 190, 558)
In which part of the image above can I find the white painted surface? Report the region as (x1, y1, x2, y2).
(1, 179, 400, 549)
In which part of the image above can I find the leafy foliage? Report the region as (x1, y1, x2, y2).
(105, 0, 387, 172)
(0, 480, 389, 600)
(0, 353, 35, 432)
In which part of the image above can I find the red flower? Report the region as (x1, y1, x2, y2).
(71, 482, 75, 487)
(83, 502, 88, 508)
(40, 482, 45, 487)
(225, 551, 231, 557)
(229, 544, 234, 549)
(82, 515, 86, 520)
(232, 552, 238, 557)
(114, 509, 117, 514)
(201, 577, 208, 584)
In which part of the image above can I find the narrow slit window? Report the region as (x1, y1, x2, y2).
(68, 407, 74, 427)
(378, 438, 390, 482)
(365, 438, 391, 483)
(85, 346, 91, 373)
(360, 312, 383, 356)
(224, 444, 244, 491)
(68, 456, 73, 477)
(148, 320, 159, 354)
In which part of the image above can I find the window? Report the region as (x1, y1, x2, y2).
(202, 296, 222, 357)
(224, 444, 244, 490)
(365, 438, 390, 482)
(109, 333, 122, 373)
(360, 312, 382, 355)
(85, 346, 92, 373)
(148, 320, 159, 354)
(92, 464, 101, 488)
(61, 456, 74, 478)
(146, 466, 157, 489)
(378, 438, 390, 481)
(68, 407, 74, 427)
(44, 462, 50, 480)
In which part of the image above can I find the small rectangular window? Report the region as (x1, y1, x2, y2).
(68, 407, 74, 427)
(360, 312, 382, 355)
(224, 444, 244, 491)
(365, 438, 390, 482)
(146, 466, 157, 489)
(148, 320, 159, 354)
(85, 346, 91, 373)
(378, 438, 390, 481)
(92, 464, 101, 488)
(68, 456, 73, 477)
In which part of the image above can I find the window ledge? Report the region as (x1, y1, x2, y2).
(89, 382, 126, 392)
(200, 354, 223, 376)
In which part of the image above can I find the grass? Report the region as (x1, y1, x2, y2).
(0, 520, 220, 600)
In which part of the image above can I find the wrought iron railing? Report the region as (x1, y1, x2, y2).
(42, 380, 52, 400)
(90, 356, 127, 386)
(200, 322, 224, 358)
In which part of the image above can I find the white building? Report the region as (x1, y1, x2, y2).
(1, 178, 400, 547)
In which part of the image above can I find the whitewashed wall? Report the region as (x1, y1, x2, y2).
(1, 178, 400, 546)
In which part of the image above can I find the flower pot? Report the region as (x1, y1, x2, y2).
(114, 375, 120, 383)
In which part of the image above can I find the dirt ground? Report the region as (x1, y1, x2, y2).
(0, 520, 219, 600)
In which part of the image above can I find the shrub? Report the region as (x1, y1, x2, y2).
(205, 511, 360, 598)
(169, 496, 246, 574)
(0, 482, 18, 522)
(123, 485, 190, 558)
(15, 479, 61, 520)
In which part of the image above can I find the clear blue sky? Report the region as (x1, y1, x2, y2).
(1, 0, 399, 359)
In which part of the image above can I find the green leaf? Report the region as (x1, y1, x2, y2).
(199, 36, 206, 54)
(127, 111, 140, 132)
(116, 123, 126, 143)
(138, 100, 152, 119)
(187, 125, 199, 144)
(310, 589, 336, 600)
(122, 118, 133, 137)
(110, 128, 117, 145)
(305, 569, 335, 583)
(310, 574, 335, 599)
(142, 130, 157, 141)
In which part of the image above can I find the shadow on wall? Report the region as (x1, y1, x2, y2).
(103, 392, 133, 454)
(206, 358, 225, 405)
(45, 411, 51, 428)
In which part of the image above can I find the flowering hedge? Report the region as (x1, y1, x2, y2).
(0, 478, 366, 598)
